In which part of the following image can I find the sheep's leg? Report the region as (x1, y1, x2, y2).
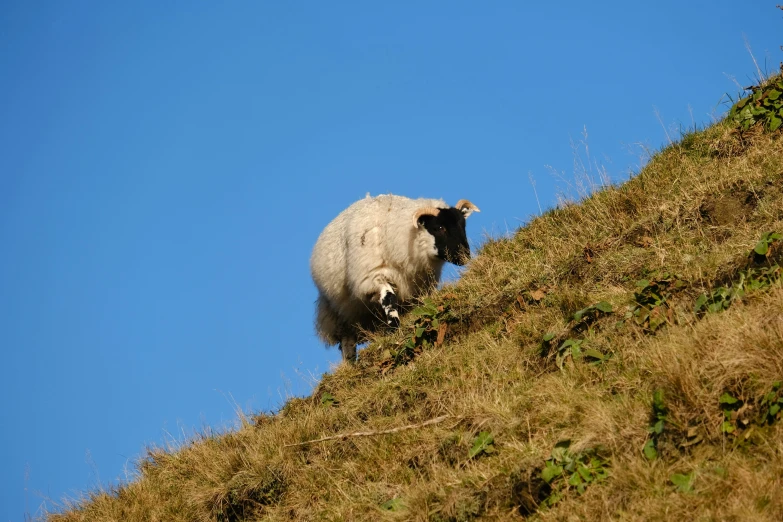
(379, 283, 400, 328)
(352, 272, 401, 329)
(340, 334, 357, 362)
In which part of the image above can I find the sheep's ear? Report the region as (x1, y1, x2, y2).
(413, 207, 440, 228)
(455, 199, 480, 217)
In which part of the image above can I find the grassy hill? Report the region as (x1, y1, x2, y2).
(49, 73, 783, 521)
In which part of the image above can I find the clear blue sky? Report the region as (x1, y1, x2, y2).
(1, 2, 780, 520)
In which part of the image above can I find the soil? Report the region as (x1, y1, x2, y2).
(700, 189, 758, 226)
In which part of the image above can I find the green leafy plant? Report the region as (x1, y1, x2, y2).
(571, 301, 613, 331)
(540, 440, 609, 507)
(468, 431, 495, 459)
(670, 471, 695, 493)
(752, 231, 782, 259)
(744, 265, 782, 291)
(409, 298, 450, 346)
(552, 338, 607, 369)
(556, 338, 583, 369)
(728, 76, 783, 132)
(759, 381, 783, 425)
(643, 390, 668, 460)
(694, 284, 740, 315)
(540, 301, 613, 366)
(380, 498, 404, 512)
(695, 262, 781, 316)
(541, 332, 557, 356)
(628, 275, 685, 333)
(716, 383, 783, 443)
(719, 392, 742, 434)
(385, 298, 451, 370)
(320, 392, 338, 408)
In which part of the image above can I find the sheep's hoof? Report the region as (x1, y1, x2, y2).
(340, 341, 357, 362)
(387, 316, 400, 329)
(341, 350, 357, 363)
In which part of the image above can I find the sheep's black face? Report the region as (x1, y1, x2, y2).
(418, 208, 471, 265)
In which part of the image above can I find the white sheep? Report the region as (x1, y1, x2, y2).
(310, 194, 479, 361)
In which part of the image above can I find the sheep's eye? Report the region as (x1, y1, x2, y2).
(436, 225, 445, 233)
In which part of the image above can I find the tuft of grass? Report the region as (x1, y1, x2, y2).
(46, 74, 783, 521)
(642, 389, 668, 460)
(540, 440, 610, 506)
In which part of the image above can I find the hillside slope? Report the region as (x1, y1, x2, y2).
(50, 76, 783, 521)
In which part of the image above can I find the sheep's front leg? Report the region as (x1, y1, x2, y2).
(379, 283, 400, 328)
(340, 334, 357, 363)
(353, 271, 401, 329)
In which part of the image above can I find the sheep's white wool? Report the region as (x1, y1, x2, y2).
(310, 193, 477, 360)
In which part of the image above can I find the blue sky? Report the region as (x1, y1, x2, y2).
(1, 2, 780, 520)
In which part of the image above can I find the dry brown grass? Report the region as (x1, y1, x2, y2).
(47, 113, 783, 521)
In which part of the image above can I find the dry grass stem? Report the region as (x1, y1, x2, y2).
(283, 415, 452, 447)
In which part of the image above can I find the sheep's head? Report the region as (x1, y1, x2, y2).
(414, 200, 479, 266)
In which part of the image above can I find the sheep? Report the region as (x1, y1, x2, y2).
(310, 193, 480, 362)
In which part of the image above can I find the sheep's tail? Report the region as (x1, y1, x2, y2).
(314, 295, 341, 346)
